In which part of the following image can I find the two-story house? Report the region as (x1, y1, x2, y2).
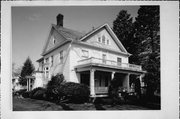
(36, 14, 145, 97)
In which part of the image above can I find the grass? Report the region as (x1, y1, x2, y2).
(13, 96, 154, 111)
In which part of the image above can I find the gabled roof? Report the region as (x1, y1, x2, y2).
(79, 23, 128, 53)
(52, 24, 84, 40)
(41, 23, 130, 56)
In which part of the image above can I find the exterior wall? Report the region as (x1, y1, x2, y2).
(69, 43, 129, 83)
(41, 43, 71, 82)
(32, 72, 44, 89)
(84, 28, 123, 53)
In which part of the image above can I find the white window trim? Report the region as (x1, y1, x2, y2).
(82, 49, 89, 58)
(60, 50, 63, 64)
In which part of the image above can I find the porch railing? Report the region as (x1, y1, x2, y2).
(78, 57, 142, 71)
(95, 87, 108, 94)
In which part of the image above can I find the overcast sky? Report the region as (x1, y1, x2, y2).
(12, 6, 140, 69)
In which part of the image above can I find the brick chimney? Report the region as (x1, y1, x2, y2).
(56, 14, 64, 27)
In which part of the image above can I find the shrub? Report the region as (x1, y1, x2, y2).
(29, 87, 45, 98)
(57, 82, 90, 103)
(14, 89, 27, 96)
(22, 91, 31, 98)
(31, 88, 47, 100)
(46, 74, 65, 101)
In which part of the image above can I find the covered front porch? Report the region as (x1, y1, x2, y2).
(75, 66, 145, 98)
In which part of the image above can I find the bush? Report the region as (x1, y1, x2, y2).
(14, 89, 27, 96)
(31, 88, 47, 100)
(22, 91, 31, 98)
(57, 82, 90, 103)
(46, 74, 65, 101)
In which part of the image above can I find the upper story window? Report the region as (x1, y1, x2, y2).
(97, 35, 110, 45)
(51, 55, 53, 66)
(102, 54, 107, 64)
(98, 37, 101, 42)
(45, 58, 49, 63)
(60, 50, 63, 63)
(82, 50, 89, 58)
(102, 35, 106, 44)
(117, 57, 122, 65)
(53, 37, 56, 45)
(107, 39, 109, 45)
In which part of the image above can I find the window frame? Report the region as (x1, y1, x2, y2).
(82, 49, 89, 58)
(60, 50, 63, 63)
(51, 55, 53, 66)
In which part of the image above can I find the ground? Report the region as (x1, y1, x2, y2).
(13, 96, 153, 111)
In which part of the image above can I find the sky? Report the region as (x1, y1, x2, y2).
(12, 6, 140, 70)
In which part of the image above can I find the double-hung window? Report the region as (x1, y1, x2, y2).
(60, 51, 63, 63)
(51, 56, 53, 66)
(102, 54, 107, 64)
(82, 50, 89, 58)
(117, 57, 122, 66)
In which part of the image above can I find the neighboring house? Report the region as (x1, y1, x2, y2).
(12, 76, 26, 91)
(36, 14, 145, 97)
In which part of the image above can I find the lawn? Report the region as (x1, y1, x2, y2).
(13, 96, 152, 111)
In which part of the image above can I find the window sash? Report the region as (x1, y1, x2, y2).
(82, 50, 89, 58)
(60, 51, 63, 63)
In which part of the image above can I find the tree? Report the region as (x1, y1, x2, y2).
(113, 10, 141, 64)
(12, 62, 22, 77)
(134, 6, 160, 98)
(19, 57, 35, 86)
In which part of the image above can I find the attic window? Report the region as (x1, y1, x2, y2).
(102, 35, 105, 44)
(98, 37, 101, 42)
(53, 37, 56, 44)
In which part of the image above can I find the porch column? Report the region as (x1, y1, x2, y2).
(26, 78, 28, 91)
(139, 75, 144, 94)
(29, 78, 31, 91)
(111, 71, 115, 80)
(90, 69, 95, 97)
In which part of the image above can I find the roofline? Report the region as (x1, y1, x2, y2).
(79, 23, 128, 53)
(36, 57, 43, 62)
(80, 23, 107, 41)
(72, 41, 131, 57)
(41, 39, 72, 56)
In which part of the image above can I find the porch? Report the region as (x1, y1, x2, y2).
(75, 58, 145, 97)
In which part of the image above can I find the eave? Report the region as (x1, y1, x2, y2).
(72, 40, 131, 57)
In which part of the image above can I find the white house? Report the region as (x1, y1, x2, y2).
(36, 14, 145, 97)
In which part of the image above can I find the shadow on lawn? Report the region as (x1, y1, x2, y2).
(57, 102, 74, 110)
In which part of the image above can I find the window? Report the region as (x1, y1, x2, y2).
(60, 51, 63, 63)
(102, 54, 106, 64)
(107, 39, 109, 45)
(51, 56, 53, 66)
(117, 57, 122, 65)
(82, 50, 89, 58)
(102, 35, 105, 44)
(45, 58, 49, 63)
(53, 37, 56, 44)
(45, 67, 49, 78)
(98, 37, 101, 42)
